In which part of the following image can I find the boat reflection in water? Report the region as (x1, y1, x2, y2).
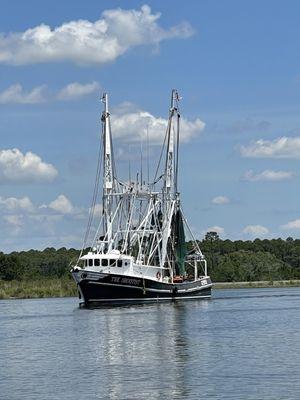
(82, 300, 212, 399)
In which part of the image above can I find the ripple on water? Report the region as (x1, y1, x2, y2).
(1, 287, 300, 400)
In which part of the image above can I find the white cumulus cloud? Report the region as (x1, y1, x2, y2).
(243, 169, 294, 182)
(240, 137, 300, 159)
(0, 194, 92, 245)
(111, 104, 205, 144)
(91, 203, 103, 218)
(281, 219, 300, 230)
(48, 194, 74, 214)
(4, 214, 23, 226)
(0, 196, 34, 212)
(0, 5, 193, 66)
(57, 81, 100, 100)
(0, 83, 46, 104)
(0, 81, 101, 104)
(0, 148, 58, 183)
(211, 196, 230, 205)
(3, 214, 24, 235)
(204, 226, 225, 235)
(243, 225, 269, 236)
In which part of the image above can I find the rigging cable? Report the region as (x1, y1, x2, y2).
(153, 121, 168, 185)
(78, 125, 103, 261)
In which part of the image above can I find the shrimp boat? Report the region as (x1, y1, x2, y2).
(71, 90, 212, 306)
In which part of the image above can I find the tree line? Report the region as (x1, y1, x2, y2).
(200, 232, 300, 281)
(1, 233, 300, 282)
(0, 247, 80, 281)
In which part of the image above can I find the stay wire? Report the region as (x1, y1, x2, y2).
(78, 126, 103, 260)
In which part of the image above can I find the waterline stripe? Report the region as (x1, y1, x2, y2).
(87, 295, 212, 302)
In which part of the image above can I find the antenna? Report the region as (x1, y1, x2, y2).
(175, 92, 181, 195)
(147, 123, 150, 185)
(140, 136, 143, 189)
(128, 145, 131, 183)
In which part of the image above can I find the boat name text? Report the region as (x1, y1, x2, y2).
(111, 277, 140, 286)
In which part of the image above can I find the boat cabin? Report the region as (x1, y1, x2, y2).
(80, 252, 132, 271)
(79, 251, 160, 280)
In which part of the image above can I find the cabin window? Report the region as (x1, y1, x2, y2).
(88, 259, 93, 267)
(84, 260, 87, 267)
(124, 261, 128, 266)
(102, 259, 108, 267)
(94, 259, 100, 267)
(117, 260, 122, 268)
(109, 259, 116, 267)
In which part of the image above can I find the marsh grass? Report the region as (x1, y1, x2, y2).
(214, 280, 300, 289)
(0, 278, 77, 299)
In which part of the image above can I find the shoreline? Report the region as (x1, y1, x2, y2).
(213, 280, 300, 289)
(0, 278, 300, 300)
(0, 279, 77, 300)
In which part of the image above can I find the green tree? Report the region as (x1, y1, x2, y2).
(0, 253, 22, 280)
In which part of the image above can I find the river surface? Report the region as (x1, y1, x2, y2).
(1, 287, 300, 400)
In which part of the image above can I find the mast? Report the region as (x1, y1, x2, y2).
(164, 89, 177, 201)
(160, 90, 180, 272)
(101, 93, 113, 251)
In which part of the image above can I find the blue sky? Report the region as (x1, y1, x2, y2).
(1, 0, 300, 251)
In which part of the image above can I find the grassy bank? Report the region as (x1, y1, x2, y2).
(214, 280, 300, 289)
(0, 278, 77, 299)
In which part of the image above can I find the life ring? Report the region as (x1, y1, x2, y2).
(156, 271, 161, 280)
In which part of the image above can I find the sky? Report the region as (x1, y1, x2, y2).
(1, 0, 300, 252)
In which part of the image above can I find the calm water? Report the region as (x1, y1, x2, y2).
(1, 288, 300, 400)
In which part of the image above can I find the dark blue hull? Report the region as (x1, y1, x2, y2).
(73, 271, 212, 306)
